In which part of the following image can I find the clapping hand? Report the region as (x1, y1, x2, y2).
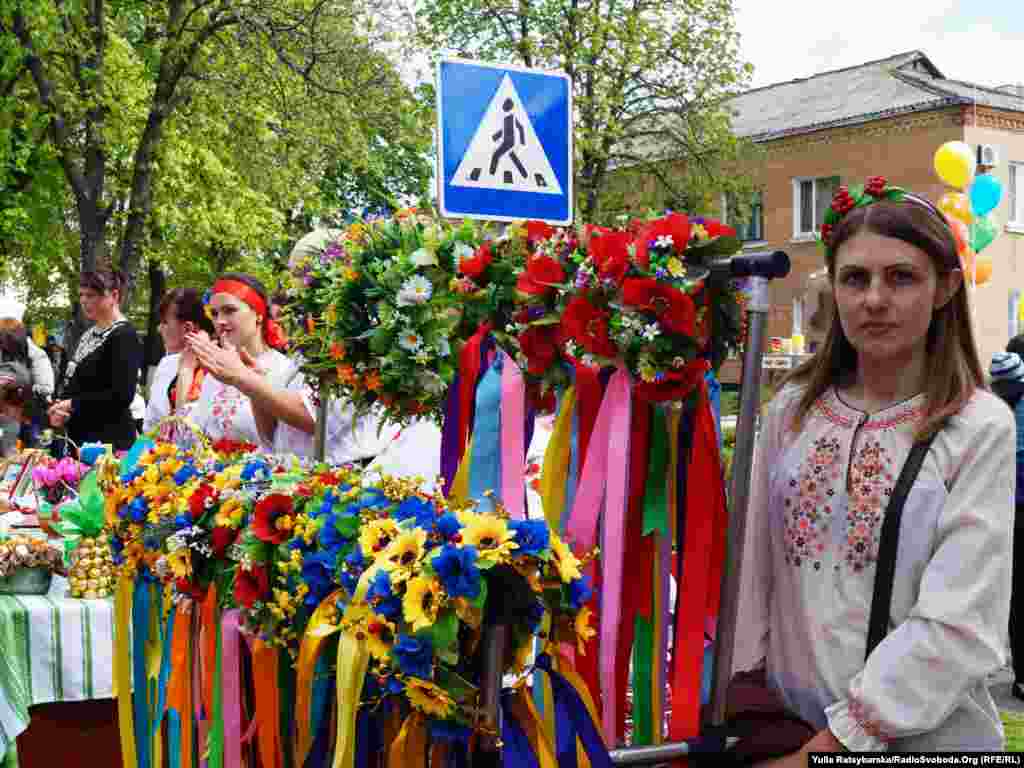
(186, 333, 266, 388)
(47, 399, 72, 428)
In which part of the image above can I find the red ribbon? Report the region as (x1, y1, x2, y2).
(457, 322, 492, 456)
(211, 278, 289, 350)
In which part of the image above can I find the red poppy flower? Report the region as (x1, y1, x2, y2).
(636, 213, 691, 266)
(634, 360, 709, 402)
(526, 220, 555, 244)
(234, 565, 270, 608)
(252, 493, 295, 544)
(188, 484, 218, 520)
(517, 255, 565, 295)
(459, 243, 493, 281)
(621, 278, 696, 336)
(700, 219, 736, 239)
(588, 231, 633, 286)
(518, 324, 562, 375)
(562, 296, 618, 358)
(210, 526, 239, 558)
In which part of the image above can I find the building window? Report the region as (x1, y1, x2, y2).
(1010, 163, 1024, 226)
(792, 176, 840, 238)
(721, 190, 765, 242)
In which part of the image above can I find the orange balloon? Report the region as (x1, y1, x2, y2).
(938, 191, 974, 225)
(975, 257, 992, 285)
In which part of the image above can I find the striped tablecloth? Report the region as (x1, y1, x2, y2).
(0, 576, 116, 757)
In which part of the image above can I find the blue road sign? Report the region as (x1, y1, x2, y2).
(437, 58, 573, 225)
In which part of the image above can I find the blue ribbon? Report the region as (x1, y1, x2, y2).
(500, 691, 540, 768)
(534, 654, 613, 768)
(705, 371, 722, 449)
(131, 577, 151, 768)
(306, 653, 334, 768)
(468, 354, 504, 512)
(155, 608, 173, 742)
(166, 710, 181, 768)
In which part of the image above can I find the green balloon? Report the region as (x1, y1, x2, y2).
(970, 215, 998, 254)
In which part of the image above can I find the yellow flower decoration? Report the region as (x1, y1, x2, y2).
(405, 679, 455, 718)
(166, 547, 191, 579)
(215, 497, 244, 528)
(667, 257, 685, 278)
(549, 533, 582, 583)
(359, 518, 400, 559)
(402, 575, 444, 632)
(575, 606, 596, 655)
(364, 618, 396, 661)
(459, 512, 517, 564)
(380, 529, 428, 582)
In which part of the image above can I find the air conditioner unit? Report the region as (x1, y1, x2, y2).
(977, 144, 1000, 167)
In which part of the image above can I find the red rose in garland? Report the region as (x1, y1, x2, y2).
(252, 493, 295, 544)
(700, 219, 736, 239)
(459, 242, 493, 281)
(634, 359, 709, 402)
(234, 565, 270, 608)
(562, 296, 618, 358)
(621, 278, 697, 336)
(210, 525, 240, 558)
(518, 324, 562, 375)
(516, 255, 566, 296)
(588, 230, 633, 286)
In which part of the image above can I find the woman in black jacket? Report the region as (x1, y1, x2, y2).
(48, 266, 142, 452)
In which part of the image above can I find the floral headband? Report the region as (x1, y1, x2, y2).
(818, 176, 954, 259)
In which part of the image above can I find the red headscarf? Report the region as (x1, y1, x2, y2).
(210, 278, 289, 351)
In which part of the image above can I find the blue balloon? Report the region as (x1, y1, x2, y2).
(970, 174, 1002, 216)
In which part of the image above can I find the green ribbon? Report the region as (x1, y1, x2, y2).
(632, 615, 655, 745)
(642, 407, 669, 536)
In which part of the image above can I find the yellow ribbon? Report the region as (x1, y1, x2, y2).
(449, 436, 473, 506)
(294, 589, 345, 768)
(512, 687, 557, 768)
(386, 712, 427, 768)
(333, 630, 370, 768)
(541, 386, 576, 531)
(116, 576, 139, 768)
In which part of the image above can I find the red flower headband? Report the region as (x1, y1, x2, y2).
(210, 279, 289, 351)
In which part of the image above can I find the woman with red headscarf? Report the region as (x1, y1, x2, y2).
(183, 273, 383, 462)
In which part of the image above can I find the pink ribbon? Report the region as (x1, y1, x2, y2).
(565, 367, 632, 742)
(500, 352, 527, 519)
(221, 609, 245, 768)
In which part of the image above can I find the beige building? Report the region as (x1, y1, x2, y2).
(724, 51, 1024, 369)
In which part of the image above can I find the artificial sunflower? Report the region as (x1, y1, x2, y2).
(458, 512, 517, 564)
(380, 529, 428, 582)
(365, 618, 396, 661)
(549, 532, 582, 583)
(359, 518, 400, 559)
(405, 679, 455, 718)
(575, 606, 596, 655)
(402, 575, 444, 632)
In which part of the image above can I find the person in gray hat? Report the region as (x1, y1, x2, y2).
(991, 338, 1024, 700)
(0, 362, 31, 458)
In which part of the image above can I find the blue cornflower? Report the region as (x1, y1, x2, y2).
(174, 514, 193, 530)
(436, 513, 463, 541)
(301, 551, 337, 607)
(509, 519, 550, 556)
(173, 464, 199, 485)
(110, 536, 125, 564)
(391, 635, 433, 679)
(79, 444, 105, 466)
(128, 497, 148, 522)
(315, 490, 337, 518)
(241, 459, 271, 482)
(431, 544, 481, 599)
(394, 496, 437, 529)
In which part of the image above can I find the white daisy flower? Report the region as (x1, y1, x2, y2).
(399, 329, 423, 352)
(655, 234, 673, 249)
(397, 275, 433, 306)
(642, 324, 661, 341)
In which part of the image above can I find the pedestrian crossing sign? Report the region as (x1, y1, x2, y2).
(437, 58, 573, 225)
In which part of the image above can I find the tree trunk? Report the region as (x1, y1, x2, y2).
(118, 109, 167, 305)
(144, 261, 167, 378)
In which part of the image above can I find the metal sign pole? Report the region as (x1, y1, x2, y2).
(707, 275, 771, 725)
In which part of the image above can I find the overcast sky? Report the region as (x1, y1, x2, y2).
(737, 0, 1024, 90)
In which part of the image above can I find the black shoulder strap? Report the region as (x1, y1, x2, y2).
(865, 432, 938, 660)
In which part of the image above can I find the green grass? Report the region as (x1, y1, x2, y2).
(1003, 711, 1024, 751)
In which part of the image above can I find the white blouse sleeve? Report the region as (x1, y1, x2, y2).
(826, 399, 1014, 750)
(143, 355, 178, 433)
(731, 388, 791, 674)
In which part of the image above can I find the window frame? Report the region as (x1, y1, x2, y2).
(791, 176, 840, 240)
(720, 190, 766, 244)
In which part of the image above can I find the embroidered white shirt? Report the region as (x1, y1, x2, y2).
(734, 385, 1013, 751)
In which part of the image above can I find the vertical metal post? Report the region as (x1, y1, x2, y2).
(314, 393, 329, 462)
(478, 624, 509, 752)
(707, 276, 771, 725)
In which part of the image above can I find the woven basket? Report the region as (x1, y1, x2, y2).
(0, 566, 53, 595)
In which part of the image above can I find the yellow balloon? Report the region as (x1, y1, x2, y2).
(975, 256, 992, 286)
(934, 141, 976, 190)
(938, 191, 974, 225)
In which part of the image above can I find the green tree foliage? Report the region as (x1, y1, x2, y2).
(0, 0, 432, 350)
(417, 0, 756, 221)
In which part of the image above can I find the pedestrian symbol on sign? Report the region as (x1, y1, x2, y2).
(453, 74, 562, 195)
